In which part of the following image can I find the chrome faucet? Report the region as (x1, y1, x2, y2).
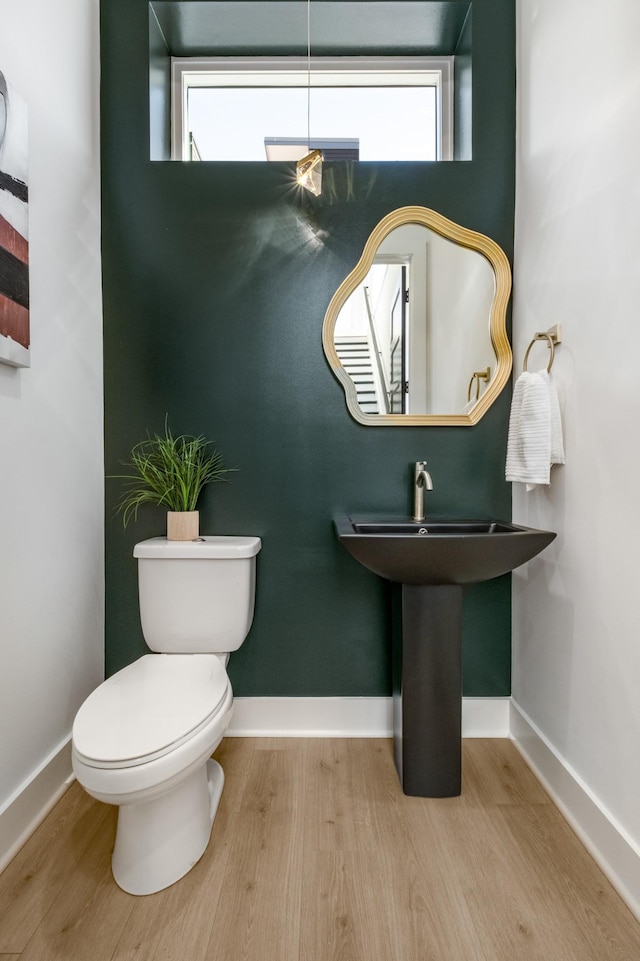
(413, 460, 433, 522)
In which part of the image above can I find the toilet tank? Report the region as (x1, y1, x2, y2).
(133, 536, 261, 654)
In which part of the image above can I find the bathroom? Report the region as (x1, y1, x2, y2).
(1, 0, 639, 953)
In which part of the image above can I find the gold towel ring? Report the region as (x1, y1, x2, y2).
(523, 332, 555, 373)
(467, 366, 491, 402)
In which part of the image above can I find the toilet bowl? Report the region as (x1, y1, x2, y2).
(73, 654, 233, 894)
(72, 535, 260, 896)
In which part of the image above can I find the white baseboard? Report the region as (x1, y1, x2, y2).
(228, 696, 392, 737)
(510, 701, 640, 921)
(462, 697, 511, 737)
(228, 696, 510, 738)
(0, 736, 74, 873)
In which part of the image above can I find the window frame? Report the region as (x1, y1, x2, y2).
(170, 56, 454, 162)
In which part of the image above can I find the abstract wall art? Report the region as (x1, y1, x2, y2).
(0, 69, 29, 368)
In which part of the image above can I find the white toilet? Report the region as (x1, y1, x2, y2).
(72, 534, 261, 896)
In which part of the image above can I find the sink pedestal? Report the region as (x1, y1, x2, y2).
(392, 584, 463, 797)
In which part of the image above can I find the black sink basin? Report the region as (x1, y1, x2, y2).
(335, 516, 556, 585)
(352, 520, 510, 535)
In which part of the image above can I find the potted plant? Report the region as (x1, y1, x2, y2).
(112, 420, 233, 540)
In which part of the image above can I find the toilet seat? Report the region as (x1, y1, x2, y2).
(72, 654, 229, 769)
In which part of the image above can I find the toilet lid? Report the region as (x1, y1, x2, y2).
(72, 654, 229, 767)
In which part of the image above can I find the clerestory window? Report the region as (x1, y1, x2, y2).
(171, 57, 454, 162)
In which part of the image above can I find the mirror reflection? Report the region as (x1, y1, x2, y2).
(323, 207, 512, 427)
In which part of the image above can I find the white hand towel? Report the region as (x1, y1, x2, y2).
(505, 369, 564, 489)
(541, 369, 565, 467)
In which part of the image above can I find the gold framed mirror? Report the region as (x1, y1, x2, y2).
(322, 206, 512, 426)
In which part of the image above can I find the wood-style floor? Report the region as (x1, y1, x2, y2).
(0, 738, 639, 960)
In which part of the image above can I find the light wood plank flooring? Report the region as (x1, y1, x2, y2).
(0, 738, 639, 960)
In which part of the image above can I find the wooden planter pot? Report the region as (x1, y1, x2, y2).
(166, 511, 199, 541)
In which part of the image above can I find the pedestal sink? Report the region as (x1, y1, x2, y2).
(335, 516, 556, 798)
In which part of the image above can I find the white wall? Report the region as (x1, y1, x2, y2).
(513, 0, 640, 906)
(0, 0, 103, 860)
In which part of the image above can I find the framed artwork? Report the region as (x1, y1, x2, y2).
(0, 69, 29, 368)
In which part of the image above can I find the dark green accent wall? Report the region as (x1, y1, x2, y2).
(101, 0, 516, 697)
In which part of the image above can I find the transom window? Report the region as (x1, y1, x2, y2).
(171, 57, 453, 162)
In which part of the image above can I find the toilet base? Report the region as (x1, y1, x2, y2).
(112, 758, 224, 896)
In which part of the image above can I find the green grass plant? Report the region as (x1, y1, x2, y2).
(112, 420, 233, 527)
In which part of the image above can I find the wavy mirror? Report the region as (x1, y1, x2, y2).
(322, 206, 512, 426)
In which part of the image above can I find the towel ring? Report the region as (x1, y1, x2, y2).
(523, 332, 555, 373)
(467, 367, 491, 402)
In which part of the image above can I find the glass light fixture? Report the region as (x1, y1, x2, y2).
(296, 0, 323, 195)
(296, 147, 323, 195)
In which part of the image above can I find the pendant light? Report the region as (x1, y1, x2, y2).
(296, 0, 323, 195)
